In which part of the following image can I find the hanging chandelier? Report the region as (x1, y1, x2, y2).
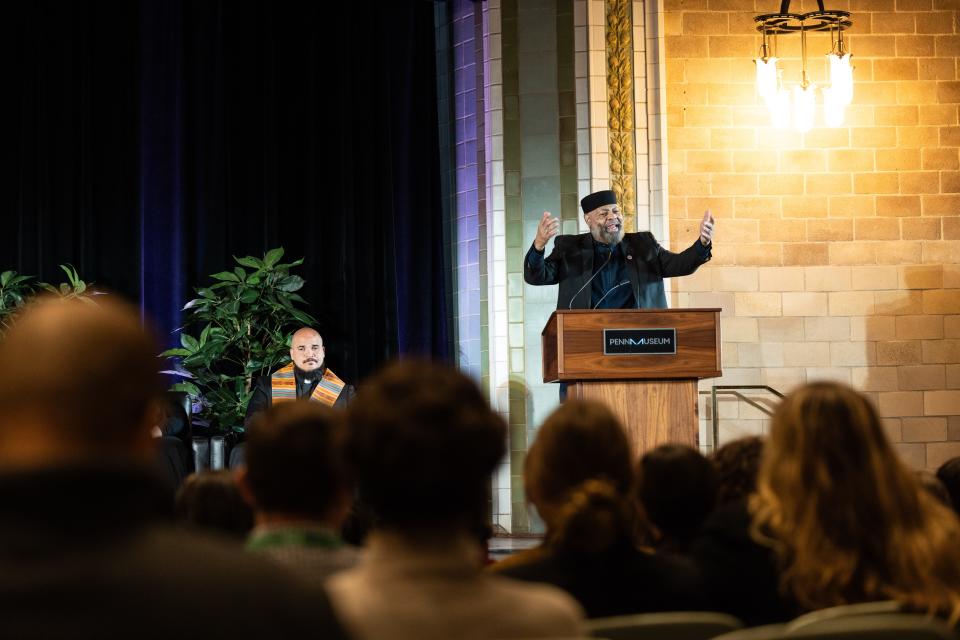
(754, 1, 853, 132)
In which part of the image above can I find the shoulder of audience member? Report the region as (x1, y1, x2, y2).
(488, 573, 586, 634)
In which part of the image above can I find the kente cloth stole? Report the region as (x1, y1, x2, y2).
(270, 363, 345, 407)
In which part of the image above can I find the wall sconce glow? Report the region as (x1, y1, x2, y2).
(792, 85, 816, 133)
(755, 57, 780, 102)
(828, 52, 854, 106)
(769, 89, 791, 129)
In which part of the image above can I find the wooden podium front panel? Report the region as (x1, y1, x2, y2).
(568, 379, 698, 456)
(543, 309, 721, 382)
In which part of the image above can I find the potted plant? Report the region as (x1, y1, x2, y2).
(162, 248, 317, 432)
(0, 265, 96, 334)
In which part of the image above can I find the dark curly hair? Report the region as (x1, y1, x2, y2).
(710, 436, 764, 505)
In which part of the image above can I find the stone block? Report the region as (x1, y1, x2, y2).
(893, 443, 927, 469)
(876, 195, 920, 218)
(734, 292, 782, 317)
(758, 267, 804, 292)
(829, 291, 877, 316)
(735, 243, 782, 266)
(759, 175, 804, 196)
(712, 174, 758, 196)
(921, 339, 960, 364)
(896, 315, 945, 340)
(876, 148, 921, 172)
(805, 317, 852, 342)
(784, 195, 829, 218)
(900, 171, 941, 194)
(926, 390, 960, 415)
(733, 197, 781, 219)
(780, 150, 826, 173)
(922, 240, 960, 264)
(852, 366, 900, 392)
(782, 292, 829, 317)
(829, 149, 875, 173)
(737, 342, 785, 368)
(926, 442, 960, 469)
(759, 318, 804, 342)
(808, 219, 854, 242)
(720, 317, 759, 342)
(877, 340, 924, 365)
(922, 194, 960, 216)
(923, 289, 960, 314)
(805, 367, 853, 384)
(851, 126, 897, 148)
(875, 241, 923, 265)
(759, 220, 807, 242)
(851, 266, 899, 291)
(901, 218, 942, 241)
(851, 316, 897, 341)
(854, 172, 899, 194)
(829, 242, 878, 266)
(900, 365, 948, 392)
(853, 218, 900, 240)
(876, 105, 919, 126)
(923, 148, 960, 171)
(713, 266, 759, 292)
(806, 173, 853, 195)
(875, 290, 924, 315)
(830, 341, 876, 367)
(878, 391, 924, 418)
(783, 342, 831, 367)
(783, 243, 829, 266)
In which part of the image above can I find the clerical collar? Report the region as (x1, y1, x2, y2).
(294, 365, 326, 384)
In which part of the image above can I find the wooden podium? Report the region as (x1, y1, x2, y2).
(542, 308, 722, 455)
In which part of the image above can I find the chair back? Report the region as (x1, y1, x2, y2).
(586, 611, 743, 640)
(713, 613, 955, 640)
(786, 602, 902, 633)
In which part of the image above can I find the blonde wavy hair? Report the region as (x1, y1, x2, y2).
(750, 381, 960, 621)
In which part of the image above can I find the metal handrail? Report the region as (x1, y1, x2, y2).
(698, 384, 785, 450)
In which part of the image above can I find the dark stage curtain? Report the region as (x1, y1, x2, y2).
(5, 0, 449, 385)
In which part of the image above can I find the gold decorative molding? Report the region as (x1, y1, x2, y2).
(605, 0, 636, 233)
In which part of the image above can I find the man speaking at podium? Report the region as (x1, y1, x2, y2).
(524, 190, 714, 310)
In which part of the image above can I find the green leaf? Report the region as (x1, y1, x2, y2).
(246, 275, 261, 285)
(59, 283, 70, 295)
(233, 266, 247, 282)
(180, 333, 200, 352)
(264, 247, 285, 267)
(171, 382, 202, 398)
(239, 288, 259, 304)
(277, 275, 305, 292)
(0, 271, 11, 286)
(234, 255, 263, 269)
(59, 264, 79, 287)
(210, 271, 240, 282)
(160, 348, 193, 357)
(73, 279, 87, 295)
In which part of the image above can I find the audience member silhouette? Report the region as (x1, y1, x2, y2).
(237, 402, 360, 584)
(0, 297, 346, 639)
(493, 400, 702, 617)
(750, 382, 960, 621)
(176, 470, 254, 537)
(326, 360, 584, 639)
(710, 435, 764, 507)
(637, 444, 718, 554)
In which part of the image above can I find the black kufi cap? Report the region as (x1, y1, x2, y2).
(580, 190, 617, 215)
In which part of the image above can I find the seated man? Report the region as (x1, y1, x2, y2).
(232, 327, 355, 467)
(0, 297, 346, 638)
(326, 360, 584, 640)
(238, 402, 361, 585)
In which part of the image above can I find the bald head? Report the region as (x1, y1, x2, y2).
(290, 327, 324, 373)
(0, 296, 163, 465)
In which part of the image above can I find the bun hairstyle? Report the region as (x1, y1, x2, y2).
(524, 400, 636, 554)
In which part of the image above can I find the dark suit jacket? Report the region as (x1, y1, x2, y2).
(524, 232, 711, 309)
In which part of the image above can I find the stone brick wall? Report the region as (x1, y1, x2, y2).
(665, 0, 960, 467)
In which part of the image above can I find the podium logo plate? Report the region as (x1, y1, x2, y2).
(603, 328, 677, 355)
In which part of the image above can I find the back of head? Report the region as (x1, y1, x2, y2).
(176, 470, 254, 537)
(244, 402, 349, 519)
(752, 381, 960, 618)
(0, 296, 163, 463)
(711, 436, 764, 505)
(345, 359, 506, 530)
(525, 400, 634, 553)
(638, 444, 718, 547)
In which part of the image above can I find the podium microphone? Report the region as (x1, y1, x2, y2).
(568, 250, 613, 310)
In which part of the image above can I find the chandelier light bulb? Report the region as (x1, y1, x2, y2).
(755, 57, 780, 103)
(792, 84, 817, 133)
(827, 52, 854, 106)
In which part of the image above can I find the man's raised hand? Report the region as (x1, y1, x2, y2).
(699, 210, 715, 246)
(534, 211, 560, 251)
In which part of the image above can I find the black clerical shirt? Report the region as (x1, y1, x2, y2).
(591, 240, 635, 309)
(295, 367, 322, 398)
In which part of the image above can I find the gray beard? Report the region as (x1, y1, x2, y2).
(591, 226, 623, 245)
